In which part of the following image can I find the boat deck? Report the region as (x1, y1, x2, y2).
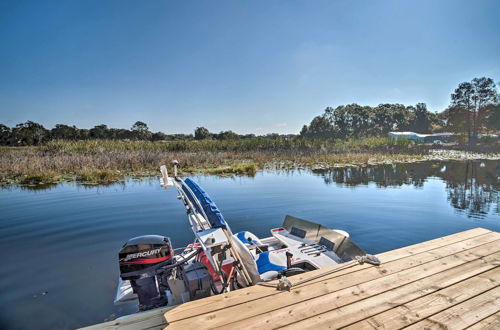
(84, 227, 500, 329)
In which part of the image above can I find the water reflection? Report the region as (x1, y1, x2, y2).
(312, 161, 499, 219)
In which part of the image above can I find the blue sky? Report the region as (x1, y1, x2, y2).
(1, 1, 499, 134)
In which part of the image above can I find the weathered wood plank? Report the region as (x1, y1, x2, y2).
(164, 228, 491, 323)
(167, 237, 500, 329)
(80, 307, 171, 330)
(467, 312, 500, 330)
(226, 251, 500, 330)
(165, 228, 499, 323)
(405, 286, 500, 330)
(310, 267, 500, 330)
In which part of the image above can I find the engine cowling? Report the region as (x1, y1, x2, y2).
(118, 235, 174, 310)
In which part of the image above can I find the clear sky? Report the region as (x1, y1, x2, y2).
(1, 1, 499, 134)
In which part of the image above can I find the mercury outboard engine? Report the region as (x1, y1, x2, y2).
(119, 235, 174, 311)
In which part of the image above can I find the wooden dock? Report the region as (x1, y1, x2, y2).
(85, 227, 500, 330)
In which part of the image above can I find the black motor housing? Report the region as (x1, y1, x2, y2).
(119, 235, 174, 310)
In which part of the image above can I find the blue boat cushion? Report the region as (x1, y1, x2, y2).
(183, 178, 228, 229)
(235, 231, 263, 246)
(255, 251, 287, 274)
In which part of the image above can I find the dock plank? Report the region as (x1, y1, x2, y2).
(166, 232, 500, 329)
(343, 268, 500, 329)
(467, 312, 500, 330)
(163, 228, 491, 322)
(316, 267, 500, 329)
(405, 286, 500, 329)
(80, 307, 171, 330)
(166, 228, 499, 323)
(220, 249, 500, 330)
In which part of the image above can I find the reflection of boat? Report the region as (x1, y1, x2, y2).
(113, 161, 377, 314)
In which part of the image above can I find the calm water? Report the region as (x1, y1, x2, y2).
(1, 160, 499, 329)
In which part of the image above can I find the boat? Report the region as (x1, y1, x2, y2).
(114, 161, 379, 312)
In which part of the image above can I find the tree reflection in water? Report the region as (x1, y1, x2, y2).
(312, 160, 499, 219)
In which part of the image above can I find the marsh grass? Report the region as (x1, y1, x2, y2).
(0, 137, 427, 186)
(40, 136, 414, 153)
(200, 163, 258, 176)
(75, 170, 123, 185)
(18, 172, 63, 185)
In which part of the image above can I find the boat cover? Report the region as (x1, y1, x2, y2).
(183, 178, 228, 229)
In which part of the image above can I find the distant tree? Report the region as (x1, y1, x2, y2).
(390, 104, 414, 132)
(485, 104, 500, 131)
(451, 77, 499, 145)
(89, 124, 109, 139)
(51, 124, 79, 140)
(410, 103, 432, 133)
(11, 121, 48, 145)
(442, 106, 469, 135)
(0, 124, 12, 145)
(169, 133, 194, 141)
(370, 104, 395, 135)
(300, 125, 309, 136)
(108, 128, 132, 140)
(78, 129, 90, 140)
(194, 127, 211, 140)
(304, 103, 434, 140)
(131, 121, 152, 140)
(216, 130, 239, 140)
(301, 115, 336, 139)
(265, 133, 281, 139)
(151, 131, 168, 141)
(324, 104, 374, 138)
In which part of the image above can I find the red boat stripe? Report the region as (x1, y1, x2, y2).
(119, 255, 170, 264)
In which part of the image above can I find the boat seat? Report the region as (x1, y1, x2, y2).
(230, 234, 288, 284)
(235, 231, 263, 246)
(255, 251, 287, 274)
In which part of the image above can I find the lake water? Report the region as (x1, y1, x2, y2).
(1, 160, 499, 329)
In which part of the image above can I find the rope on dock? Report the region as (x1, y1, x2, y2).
(266, 254, 381, 291)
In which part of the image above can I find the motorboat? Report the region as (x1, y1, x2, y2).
(114, 161, 377, 311)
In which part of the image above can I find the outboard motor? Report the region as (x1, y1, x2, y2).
(119, 235, 174, 311)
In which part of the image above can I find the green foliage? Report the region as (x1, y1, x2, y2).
(301, 103, 434, 140)
(11, 121, 49, 145)
(18, 173, 61, 185)
(449, 77, 499, 144)
(412, 103, 433, 133)
(39, 136, 413, 156)
(131, 121, 152, 140)
(89, 124, 109, 139)
(51, 124, 79, 140)
(486, 104, 500, 131)
(151, 131, 168, 141)
(204, 163, 257, 176)
(215, 130, 239, 140)
(76, 170, 122, 185)
(2, 77, 497, 149)
(194, 127, 211, 140)
(0, 124, 12, 145)
(300, 115, 336, 139)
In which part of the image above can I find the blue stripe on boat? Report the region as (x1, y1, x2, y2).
(183, 178, 228, 229)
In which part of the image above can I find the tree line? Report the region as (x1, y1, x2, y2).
(0, 120, 267, 146)
(1, 77, 498, 146)
(301, 77, 499, 145)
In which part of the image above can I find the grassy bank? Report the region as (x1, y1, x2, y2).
(0, 138, 497, 187)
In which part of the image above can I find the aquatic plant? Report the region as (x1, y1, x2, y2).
(1, 137, 496, 186)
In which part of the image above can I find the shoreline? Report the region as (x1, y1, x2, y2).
(1, 149, 499, 188)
